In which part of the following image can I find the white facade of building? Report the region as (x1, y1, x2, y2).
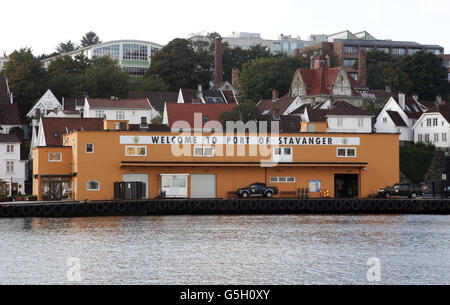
(413, 112, 450, 149)
(327, 115, 373, 133)
(83, 99, 159, 125)
(0, 138, 26, 196)
(374, 96, 414, 142)
(41, 40, 163, 76)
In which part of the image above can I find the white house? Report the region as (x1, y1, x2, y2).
(326, 101, 373, 133)
(0, 135, 26, 196)
(374, 94, 427, 142)
(412, 107, 450, 149)
(83, 98, 159, 125)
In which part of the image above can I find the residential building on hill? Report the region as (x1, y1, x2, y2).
(0, 135, 26, 196)
(413, 104, 450, 149)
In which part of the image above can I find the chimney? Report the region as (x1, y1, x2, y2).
(214, 37, 223, 86)
(272, 90, 279, 101)
(198, 84, 202, 93)
(437, 95, 443, 105)
(325, 55, 330, 67)
(398, 93, 406, 110)
(358, 49, 367, 87)
(231, 68, 240, 89)
(62, 97, 65, 110)
(310, 56, 314, 69)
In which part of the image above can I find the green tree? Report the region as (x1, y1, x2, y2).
(219, 100, 270, 124)
(239, 57, 299, 102)
(129, 77, 170, 92)
(146, 38, 211, 90)
(80, 31, 101, 47)
(400, 143, 435, 184)
(1, 48, 48, 118)
(56, 40, 77, 54)
(82, 57, 130, 98)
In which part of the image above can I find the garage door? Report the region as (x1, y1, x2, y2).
(190, 174, 216, 198)
(122, 174, 149, 198)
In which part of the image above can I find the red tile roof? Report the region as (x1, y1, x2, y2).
(403, 97, 425, 119)
(128, 91, 179, 112)
(166, 103, 235, 128)
(0, 103, 22, 125)
(299, 64, 360, 97)
(41, 118, 103, 146)
(87, 98, 151, 109)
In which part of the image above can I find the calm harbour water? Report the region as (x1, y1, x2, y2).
(0, 214, 449, 285)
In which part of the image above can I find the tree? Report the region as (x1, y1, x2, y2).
(80, 31, 102, 47)
(146, 38, 211, 90)
(129, 77, 170, 92)
(82, 57, 130, 98)
(239, 57, 300, 102)
(1, 48, 48, 118)
(56, 40, 77, 54)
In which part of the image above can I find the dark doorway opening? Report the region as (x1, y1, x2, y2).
(335, 174, 359, 199)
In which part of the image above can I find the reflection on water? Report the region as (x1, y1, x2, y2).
(0, 215, 449, 284)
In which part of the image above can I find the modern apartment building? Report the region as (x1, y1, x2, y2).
(41, 40, 163, 76)
(297, 30, 444, 82)
(440, 54, 450, 82)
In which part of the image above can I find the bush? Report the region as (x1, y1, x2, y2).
(400, 143, 435, 184)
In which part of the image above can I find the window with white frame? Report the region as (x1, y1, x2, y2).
(194, 146, 214, 157)
(433, 118, 438, 126)
(116, 111, 125, 120)
(125, 146, 147, 156)
(48, 152, 62, 162)
(443, 133, 448, 142)
(86, 143, 94, 153)
(425, 134, 430, 142)
(418, 134, 423, 142)
(337, 147, 356, 158)
(6, 161, 14, 173)
(434, 134, 439, 142)
(358, 118, 364, 127)
(86, 181, 100, 191)
(337, 118, 344, 127)
(95, 110, 105, 118)
(270, 177, 296, 183)
(427, 118, 432, 126)
(6, 144, 14, 153)
(273, 147, 293, 162)
(383, 117, 387, 123)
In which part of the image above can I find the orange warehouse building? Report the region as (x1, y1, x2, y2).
(32, 126, 399, 201)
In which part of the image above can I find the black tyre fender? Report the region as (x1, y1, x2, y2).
(21, 205, 33, 217)
(316, 200, 325, 211)
(147, 201, 158, 212)
(229, 201, 239, 210)
(257, 200, 268, 211)
(85, 203, 96, 214)
(325, 200, 334, 211)
(394, 201, 404, 211)
(368, 200, 378, 210)
(11, 206, 21, 217)
(351, 200, 360, 211)
(117, 202, 127, 212)
(334, 200, 344, 210)
(343, 200, 352, 211)
(438, 201, 447, 211)
(32, 205, 43, 217)
(249, 200, 259, 211)
(128, 201, 137, 211)
(278, 200, 288, 211)
(429, 201, 439, 211)
(95, 203, 106, 213)
(218, 201, 228, 211)
(157, 201, 168, 211)
(75, 204, 86, 215)
(306, 200, 315, 211)
(360, 201, 369, 210)
(240, 200, 250, 211)
(43, 205, 54, 216)
(63, 204, 75, 216)
(0, 206, 11, 217)
(386, 200, 395, 211)
(287, 201, 297, 211)
(296, 201, 306, 210)
(177, 201, 188, 212)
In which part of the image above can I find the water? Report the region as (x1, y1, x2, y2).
(0, 215, 449, 285)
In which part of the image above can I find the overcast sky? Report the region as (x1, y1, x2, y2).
(1, 0, 449, 56)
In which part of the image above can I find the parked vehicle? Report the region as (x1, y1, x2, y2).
(378, 183, 424, 198)
(237, 183, 279, 198)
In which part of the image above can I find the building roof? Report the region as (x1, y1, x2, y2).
(165, 103, 235, 128)
(0, 76, 11, 104)
(334, 39, 443, 50)
(128, 91, 178, 112)
(0, 103, 22, 125)
(257, 97, 297, 117)
(280, 116, 301, 133)
(328, 101, 372, 116)
(0, 134, 20, 143)
(180, 89, 237, 104)
(86, 98, 151, 109)
(403, 97, 425, 119)
(299, 63, 360, 97)
(386, 111, 408, 127)
(308, 108, 330, 122)
(63, 98, 85, 111)
(41, 118, 104, 146)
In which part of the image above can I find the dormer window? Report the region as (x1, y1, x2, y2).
(53, 132, 58, 138)
(203, 117, 209, 123)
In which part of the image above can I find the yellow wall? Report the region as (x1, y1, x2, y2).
(32, 131, 399, 201)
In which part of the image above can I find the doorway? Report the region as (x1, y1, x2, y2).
(334, 174, 359, 198)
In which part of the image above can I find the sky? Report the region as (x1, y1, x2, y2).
(1, 0, 449, 56)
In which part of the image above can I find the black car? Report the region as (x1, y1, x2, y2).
(378, 183, 424, 198)
(237, 183, 279, 198)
